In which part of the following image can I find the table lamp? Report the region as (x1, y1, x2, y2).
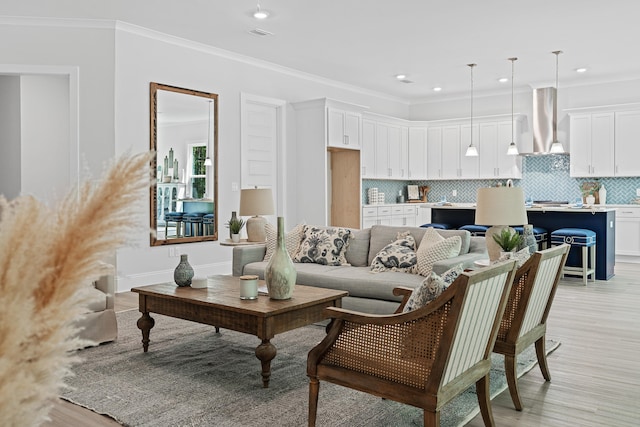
(240, 187, 275, 242)
(475, 186, 528, 262)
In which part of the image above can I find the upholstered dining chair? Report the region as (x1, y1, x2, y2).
(492, 243, 570, 411)
(307, 259, 518, 427)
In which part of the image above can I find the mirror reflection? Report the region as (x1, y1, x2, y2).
(150, 83, 218, 245)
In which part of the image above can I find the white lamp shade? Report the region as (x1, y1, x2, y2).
(475, 187, 527, 226)
(239, 188, 274, 216)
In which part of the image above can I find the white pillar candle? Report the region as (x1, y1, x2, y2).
(239, 275, 259, 300)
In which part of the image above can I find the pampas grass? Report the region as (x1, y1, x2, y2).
(0, 151, 153, 427)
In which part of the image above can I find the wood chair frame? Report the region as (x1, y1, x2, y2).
(307, 260, 518, 427)
(492, 243, 570, 410)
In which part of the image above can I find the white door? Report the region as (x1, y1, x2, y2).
(240, 93, 286, 216)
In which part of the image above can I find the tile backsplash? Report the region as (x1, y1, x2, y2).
(363, 155, 640, 205)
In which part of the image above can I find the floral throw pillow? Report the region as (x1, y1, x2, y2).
(370, 231, 418, 273)
(293, 226, 352, 266)
(403, 264, 463, 312)
(263, 223, 305, 262)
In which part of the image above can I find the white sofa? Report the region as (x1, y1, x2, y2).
(233, 225, 488, 314)
(74, 275, 118, 345)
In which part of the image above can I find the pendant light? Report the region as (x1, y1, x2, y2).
(549, 50, 565, 153)
(204, 100, 213, 166)
(465, 63, 479, 157)
(506, 57, 519, 155)
(253, 3, 270, 19)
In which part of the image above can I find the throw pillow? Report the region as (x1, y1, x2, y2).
(493, 246, 531, 268)
(293, 225, 352, 266)
(370, 231, 418, 273)
(403, 264, 463, 312)
(263, 223, 305, 262)
(415, 228, 462, 276)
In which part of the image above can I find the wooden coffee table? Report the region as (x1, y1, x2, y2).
(131, 275, 347, 388)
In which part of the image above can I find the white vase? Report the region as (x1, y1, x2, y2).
(586, 195, 595, 205)
(599, 185, 607, 205)
(231, 234, 240, 243)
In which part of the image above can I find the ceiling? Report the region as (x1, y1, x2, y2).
(2, 0, 640, 102)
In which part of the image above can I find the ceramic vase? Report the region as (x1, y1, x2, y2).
(174, 254, 194, 287)
(265, 216, 296, 300)
(586, 195, 595, 205)
(599, 185, 607, 205)
(229, 211, 237, 239)
(521, 224, 538, 255)
(231, 234, 240, 243)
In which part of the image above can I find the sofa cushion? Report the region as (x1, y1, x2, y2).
(241, 262, 424, 302)
(263, 222, 304, 262)
(293, 225, 352, 266)
(344, 228, 370, 267)
(415, 228, 462, 276)
(368, 225, 471, 266)
(370, 231, 418, 273)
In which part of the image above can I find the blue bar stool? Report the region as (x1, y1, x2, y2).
(419, 223, 452, 230)
(459, 224, 490, 236)
(164, 212, 183, 238)
(550, 228, 596, 285)
(183, 213, 205, 237)
(513, 226, 549, 249)
(203, 214, 215, 236)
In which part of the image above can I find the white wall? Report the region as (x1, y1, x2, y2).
(20, 74, 70, 204)
(0, 76, 21, 200)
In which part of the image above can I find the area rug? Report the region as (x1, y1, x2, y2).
(61, 310, 560, 427)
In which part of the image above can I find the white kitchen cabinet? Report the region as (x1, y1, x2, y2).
(479, 120, 522, 179)
(615, 207, 640, 259)
(417, 205, 431, 226)
(614, 110, 640, 176)
(426, 127, 443, 179)
(327, 107, 361, 149)
(387, 124, 408, 179)
(569, 112, 615, 177)
(361, 204, 418, 227)
(408, 127, 428, 179)
(374, 122, 389, 177)
(366, 117, 409, 179)
(441, 125, 461, 179)
(361, 118, 376, 178)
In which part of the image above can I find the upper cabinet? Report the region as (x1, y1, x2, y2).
(569, 106, 640, 177)
(363, 113, 410, 180)
(408, 127, 428, 179)
(478, 118, 522, 179)
(328, 107, 361, 149)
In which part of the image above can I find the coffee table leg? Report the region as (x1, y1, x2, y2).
(136, 312, 155, 352)
(255, 339, 277, 388)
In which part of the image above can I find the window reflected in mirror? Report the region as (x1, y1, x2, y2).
(150, 83, 218, 246)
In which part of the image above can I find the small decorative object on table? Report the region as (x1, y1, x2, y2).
(519, 224, 538, 255)
(581, 181, 601, 204)
(492, 228, 523, 254)
(226, 215, 245, 243)
(265, 216, 296, 300)
(228, 211, 237, 239)
(174, 254, 194, 287)
(239, 275, 259, 300)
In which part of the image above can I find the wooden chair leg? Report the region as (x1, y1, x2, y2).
(476, 374, 496, 426)
(423, 409, 440, 427)
(535, 337, 551, 381)
(308, 378, 319, 427)
(504, 355, 523, 411)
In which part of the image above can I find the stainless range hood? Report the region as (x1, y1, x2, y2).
(520, 87, 568, 156)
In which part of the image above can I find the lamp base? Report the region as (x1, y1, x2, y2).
(485, 225, 515, 262)
(246, 216, 267, 242)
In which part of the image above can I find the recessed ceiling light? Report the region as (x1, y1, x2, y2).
(433, 87, 442, 92)
(253, 3, 270, 19)
(498, 77, 509, 83)
(395, 74, 406, 80)
(576, 67, 587, 73)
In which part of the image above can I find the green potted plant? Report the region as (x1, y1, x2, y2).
(226, 217, 245, 242)
(492, 228, 523, 253)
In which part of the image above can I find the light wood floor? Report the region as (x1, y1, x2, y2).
(45, 264, 640, 427)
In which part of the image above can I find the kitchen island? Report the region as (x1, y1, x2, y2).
(428, 204, 615, 280)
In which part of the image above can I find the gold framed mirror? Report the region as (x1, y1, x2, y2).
(150, 82, 218, 246)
